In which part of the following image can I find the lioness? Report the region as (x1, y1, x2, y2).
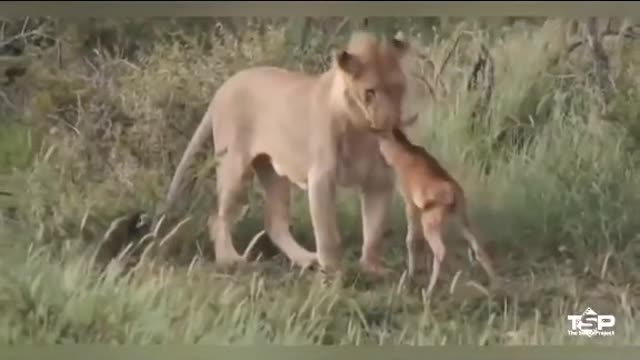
(374, 126, 498, 297)
(162, 32, 419, 276)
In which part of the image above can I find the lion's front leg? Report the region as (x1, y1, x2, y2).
(359, 179, 395, 278)
(308, 168, 343, 274)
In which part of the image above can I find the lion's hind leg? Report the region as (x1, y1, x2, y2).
(209, 149, 253, 267)
(253, 155, 318, 269)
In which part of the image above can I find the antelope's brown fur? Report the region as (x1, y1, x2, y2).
(376, 127, 498, 297)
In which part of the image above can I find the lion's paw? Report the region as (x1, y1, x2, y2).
(359, 260, 394, 279)
(292, 251, 318, 270)
(215, 253, 247, 271)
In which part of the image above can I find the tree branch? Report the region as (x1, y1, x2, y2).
(567, 27, 639, 55)
(586, 17, 614, 109)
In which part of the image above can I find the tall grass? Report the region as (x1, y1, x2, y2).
(1, 18, 639, 344)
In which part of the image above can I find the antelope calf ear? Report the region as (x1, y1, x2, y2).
(335, 49, 362, 77)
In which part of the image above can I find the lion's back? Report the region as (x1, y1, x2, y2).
(210, 65, 323, 167)
(218, 66, 316, 97)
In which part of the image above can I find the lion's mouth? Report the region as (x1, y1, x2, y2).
(398, 113, 419, 127)
(369, 126, 384, 134)
(368, 113, 418, 133)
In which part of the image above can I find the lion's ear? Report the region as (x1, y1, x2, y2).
(390, 38, 410, 57)
(335, 50, 361, 77)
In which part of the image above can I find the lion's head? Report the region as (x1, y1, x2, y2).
(333, 32, 417, 132)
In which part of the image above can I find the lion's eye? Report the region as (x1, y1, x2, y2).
(364, 89, 376, 102)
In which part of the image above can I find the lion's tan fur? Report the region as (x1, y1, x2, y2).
(162, 32, 419, 275)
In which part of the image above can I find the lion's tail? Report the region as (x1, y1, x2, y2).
(163, 106, 214, 213)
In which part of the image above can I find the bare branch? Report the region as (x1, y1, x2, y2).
(323, 16, 350, 53)
(414, 73, 438, 100)
(482, 44, 495, 105)
(586, 17, 614, 110)
(0, 89, 17, 111)
(0, 18, 55, 52)
(47, 114, 81, 136)
(334, 17, 350, 36)
(467, 44, 488, 92)
(567, 27, 640, 55)
(613, 18, 632, 79)
(467, 43, 495, 123)
(20, 17, 29, 36)
(567, 40, 584, 54)
(433, 32, 466, 97)
(604, 18, 614, 35)
(0, 28, 41, 49)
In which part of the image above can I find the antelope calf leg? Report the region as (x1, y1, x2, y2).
(456, 208, 500, 288)
(405, 203, 429, 277)
(420, 208, 447, 298)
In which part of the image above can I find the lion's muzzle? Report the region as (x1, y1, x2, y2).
(399, 113, 419, 128)
(370, 113, 418, 133)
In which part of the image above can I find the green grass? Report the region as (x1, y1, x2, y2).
(1, 17, 640, 344)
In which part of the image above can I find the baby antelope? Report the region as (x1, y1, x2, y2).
(375, 127, 498, 298)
